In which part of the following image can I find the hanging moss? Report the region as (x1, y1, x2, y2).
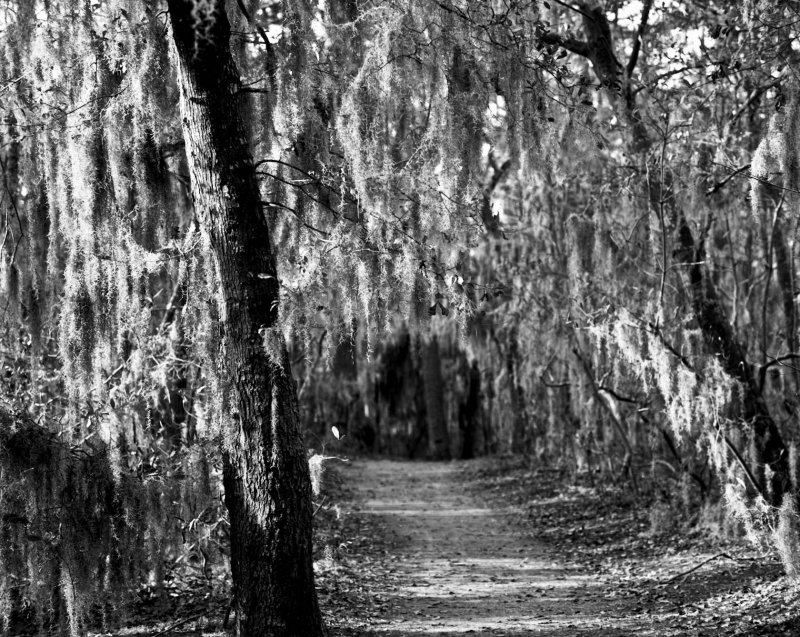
(0, 0, 564, 631)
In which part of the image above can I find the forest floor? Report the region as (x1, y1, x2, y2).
(316, 457, 800, 636)
(45, 456, 800, 636)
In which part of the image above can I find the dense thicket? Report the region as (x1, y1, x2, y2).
(2, 0, 800, 634)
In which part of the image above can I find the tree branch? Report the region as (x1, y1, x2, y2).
(705, 163, 751, 196)
(481, 153, 511, 237)
(625, 0, 653, 79)
(235, 0, 276, 88)
(550, 0, 598, 23)
(538, 31, 590, 57)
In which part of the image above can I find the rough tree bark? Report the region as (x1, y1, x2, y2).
(167, 2, 325, 636)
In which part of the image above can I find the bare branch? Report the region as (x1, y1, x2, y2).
(235, 0, 276, 88)
(625, 0, 653, 79)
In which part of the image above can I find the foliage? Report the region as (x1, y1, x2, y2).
(3, 0, 800, 631)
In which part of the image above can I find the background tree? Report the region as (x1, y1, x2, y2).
(166, 1, 323, 634)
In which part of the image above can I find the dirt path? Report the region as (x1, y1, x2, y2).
(337, 459, 636, 636)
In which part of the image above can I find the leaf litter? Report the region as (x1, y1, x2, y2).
(315, 457, 800, 636)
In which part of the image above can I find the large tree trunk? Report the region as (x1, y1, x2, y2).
(167, 3, 324, 636)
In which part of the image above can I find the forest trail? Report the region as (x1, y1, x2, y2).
(338, 459, 634, 636)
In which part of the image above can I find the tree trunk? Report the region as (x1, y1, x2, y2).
(459, 359, 481, 459)
(773, 217, 800, 395)
(507, 327, 528, 454)
(422, 335, 450, 460)
(678, 218, 791, 505)
(167, 3, 324, 636)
